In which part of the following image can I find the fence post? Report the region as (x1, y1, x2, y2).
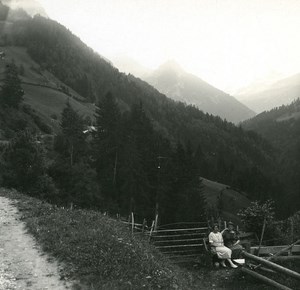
(131, 212, 134, 234)
(257, 217, 267, 256)
(290, 219, 294, 244)
(154, 213, 159, 231)
(149, 220, 155, 241)
(127, 214, 131, 230)
(142, 218, 147, 233)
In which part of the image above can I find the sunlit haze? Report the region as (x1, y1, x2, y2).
(37, 0, 300, 93)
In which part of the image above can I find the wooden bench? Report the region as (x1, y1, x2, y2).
(203, 238, 222, 266)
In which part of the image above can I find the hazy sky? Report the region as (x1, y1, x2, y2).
(37, 0, 300, 93)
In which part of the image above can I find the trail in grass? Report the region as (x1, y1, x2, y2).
(0, 196, 71, 290)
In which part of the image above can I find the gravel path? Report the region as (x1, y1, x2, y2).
(0, 196, 72, 290)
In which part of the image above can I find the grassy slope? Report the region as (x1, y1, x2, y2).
(0, 189, 201, 290)
(202, 178, 250, 224)
(0, 46, 95, 130)
(23, 84, 95, 128)
(0, 189, 281, 290)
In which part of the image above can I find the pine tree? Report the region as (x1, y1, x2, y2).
(123, 102, 160, 219)
(119, 137, 150, 215)
(127, 102, 157, 193)
(58, 100, 85, 166)
(93, 92, 121, 208)
(50, 101, 99, 207)
(163, 142, 206, 223)
(0, 62, 24, 108)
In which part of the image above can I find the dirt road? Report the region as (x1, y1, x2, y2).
(0, 196, 72, 290)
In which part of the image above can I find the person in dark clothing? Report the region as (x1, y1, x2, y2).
(222, 222, 243, 259)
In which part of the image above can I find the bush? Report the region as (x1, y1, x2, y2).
(238, 200, 275, 241)
(1, 130, 56, 199)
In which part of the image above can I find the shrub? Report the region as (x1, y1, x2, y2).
(238, 200, 275, 241)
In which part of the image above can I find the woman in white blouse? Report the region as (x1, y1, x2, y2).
(208, 224, 238, 268)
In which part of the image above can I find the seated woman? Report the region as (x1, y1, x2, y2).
(222, 221, 244, 259)
(208, 224, 237, 268)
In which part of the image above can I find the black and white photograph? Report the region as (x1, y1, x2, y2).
(0, 0, 300, 289)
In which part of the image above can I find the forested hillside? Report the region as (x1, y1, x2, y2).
(0, 6, 293, 220)
(242, 98, 300, 215)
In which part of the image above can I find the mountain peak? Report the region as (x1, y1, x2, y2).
(146, 60, 255, 123)
(157, 60, 185, 74)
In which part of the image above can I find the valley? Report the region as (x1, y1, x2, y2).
(0, 2, 300, 289)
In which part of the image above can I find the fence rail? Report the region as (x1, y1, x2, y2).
(120, 213, 210, 263)
(146, 221, 209, 263)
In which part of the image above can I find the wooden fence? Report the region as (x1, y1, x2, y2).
(120, 213, 209, 263)
(146, 222, 209, 263)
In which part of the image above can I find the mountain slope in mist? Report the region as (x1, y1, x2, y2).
(112, 55, 151, 79)
(236, 73, 300, 113)
(2, 0, 47, 17)
(144, 60, 255, 123)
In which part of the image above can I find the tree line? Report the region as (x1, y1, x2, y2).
(51, 92, 207, 224)
(0, 63, 206, 223)
(4, 14, 278, 198)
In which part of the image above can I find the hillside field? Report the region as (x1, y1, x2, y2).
(202, 178, 250, 224)
(0, 46, 95, 130)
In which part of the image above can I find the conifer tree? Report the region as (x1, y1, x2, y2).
(93, 92, 121, 208)
(58, 100, 85, 166)
(164, 142, 206, 223)
(119, 137, 150, 215)
(127, 102, 157, 190)
(0, 62, 24, 108)
(50, 101, 99, 207)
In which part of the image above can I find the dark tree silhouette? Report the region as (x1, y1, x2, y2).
(0, 62, 24, 108)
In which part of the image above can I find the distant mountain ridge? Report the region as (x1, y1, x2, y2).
(236, 73, 300, 113)
(144, 60, 255, 123)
